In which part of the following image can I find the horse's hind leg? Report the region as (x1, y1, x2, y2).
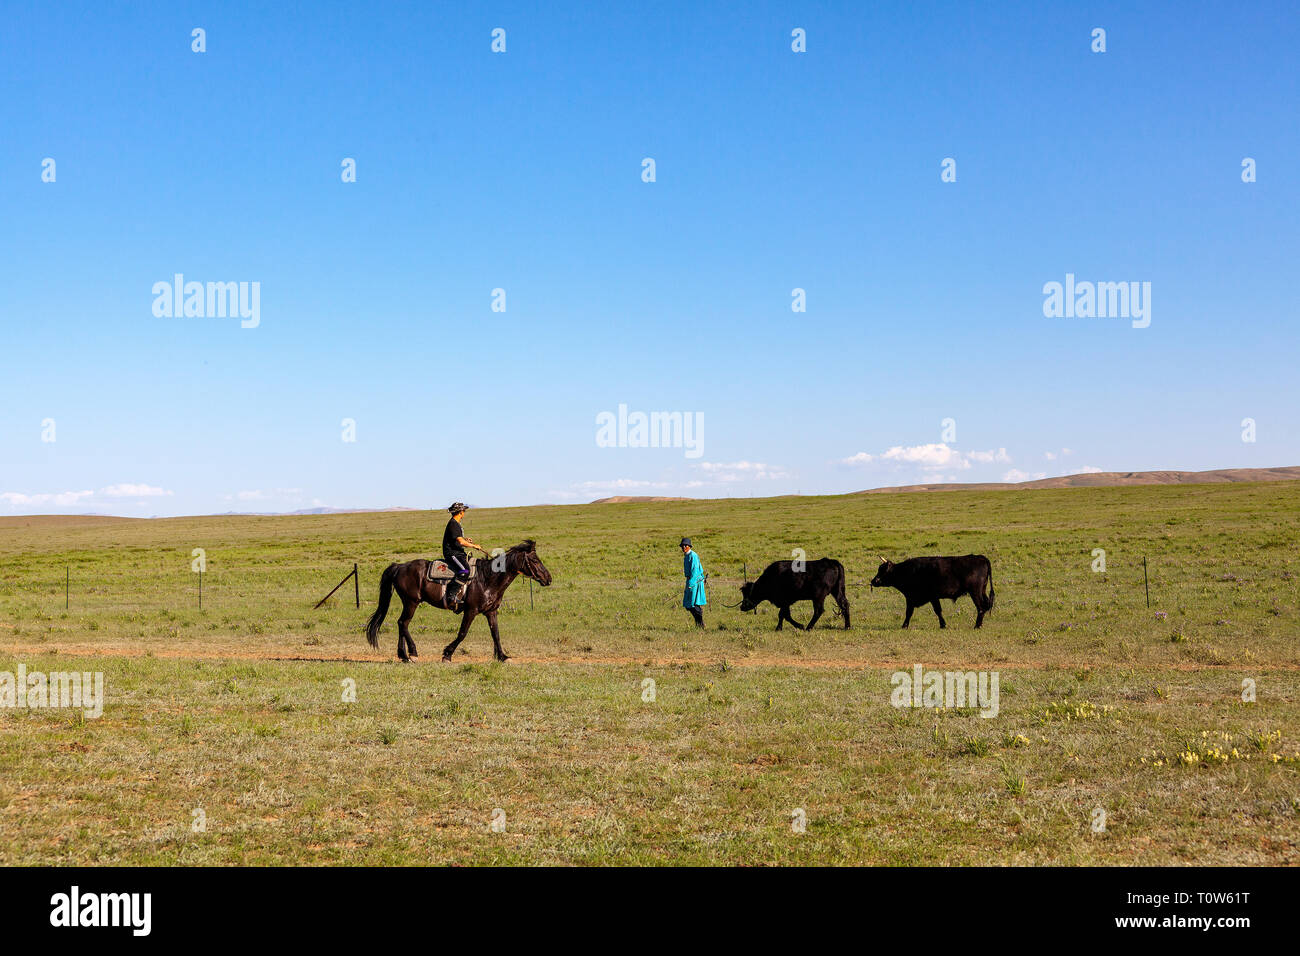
(485, 609, 509, 662)
(442, 609, 477, 662)
(397, 596, 419, 662)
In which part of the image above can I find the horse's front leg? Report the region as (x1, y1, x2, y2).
(485, 609, 509, 662)
(442, 609, 477, 662)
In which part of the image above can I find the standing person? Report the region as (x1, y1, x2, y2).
(680, 537, 707, 628)
(442, 502, 486, 610)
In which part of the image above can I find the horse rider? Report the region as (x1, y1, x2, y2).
(442, 502, 486, 610)
(680, 537, 707, 628)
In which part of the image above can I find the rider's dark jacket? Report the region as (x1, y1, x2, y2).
(442, 517, 469, 577)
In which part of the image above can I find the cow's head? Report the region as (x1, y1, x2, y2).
(870, 557, 894, 588)
(739, 581, 758, 612)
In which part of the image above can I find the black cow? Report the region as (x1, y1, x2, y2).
(870, 555, 995, 629)
(738, 558, 850, 630)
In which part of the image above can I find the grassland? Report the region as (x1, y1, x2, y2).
(1, 482, 1298, 864)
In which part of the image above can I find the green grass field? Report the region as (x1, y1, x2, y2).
(2, 482, 1298, 864)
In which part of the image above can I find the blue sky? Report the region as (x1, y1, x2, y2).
(1, 0, 1297, 516)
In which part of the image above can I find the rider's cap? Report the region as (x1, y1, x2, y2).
(449, 502, 468, 514)
(680, 537, 692, 547)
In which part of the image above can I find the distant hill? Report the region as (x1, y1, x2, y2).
(0, 514, 140, 528)
(1, 507, 420, 523)
(589, 495, 695, 504)
(854, 466, 1300, 494)
(214, 506, 419, 516)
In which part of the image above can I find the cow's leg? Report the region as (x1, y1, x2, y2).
(931, 599, 946, 629)
(777, 605, 804, 630)
(486, 609, 509, 662)
(973, 588, 987, 628)
(901, 602, 914, 629)
(397, 596, 418, 662)
(442, 609, 477, 661)
(805, 597, 825, 630)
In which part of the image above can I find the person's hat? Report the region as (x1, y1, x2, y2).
(449, 502, 468, 514)
(680, 537, 692, 547)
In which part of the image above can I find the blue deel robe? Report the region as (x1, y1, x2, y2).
(682, 550, 707, 608)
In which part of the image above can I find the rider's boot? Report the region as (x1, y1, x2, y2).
(445, 579, 464, 611)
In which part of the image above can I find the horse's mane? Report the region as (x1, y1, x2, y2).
(505, 539, 536, 554)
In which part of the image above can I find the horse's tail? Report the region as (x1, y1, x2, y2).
(366, 563, 398, 648)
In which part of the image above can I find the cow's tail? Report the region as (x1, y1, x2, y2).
(365, 563, 398, 648)
(985, 561, 995, 613)
(834, 560, 851, 628)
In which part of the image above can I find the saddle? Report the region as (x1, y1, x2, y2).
(426, 556, 479, 582)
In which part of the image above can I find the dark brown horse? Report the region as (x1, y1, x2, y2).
(365, 540, 552, 662)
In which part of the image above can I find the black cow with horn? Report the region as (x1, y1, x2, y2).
(737, 557, 850, 630)
(870, 554, 995, 628)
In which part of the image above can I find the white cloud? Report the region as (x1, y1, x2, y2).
(101, 483, 173, 498)
(1002, 469, 1047, 483)
(1, 482, 175, 509)
(572, 463, 789, 497)
(695, 460, 790, 482)
(1066, 465, 1103, 475)
(230, 488, 304, 502)
(841, 443, 1009, 471)
(0, 490, 94, 507)
(884, 443, 965, 468)
(576, 478, 667, 491)
(966, 448, 1012, 465)
(574, 478, 711, 493)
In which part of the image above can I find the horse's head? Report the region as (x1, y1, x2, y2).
(509, 539, 552, 586)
